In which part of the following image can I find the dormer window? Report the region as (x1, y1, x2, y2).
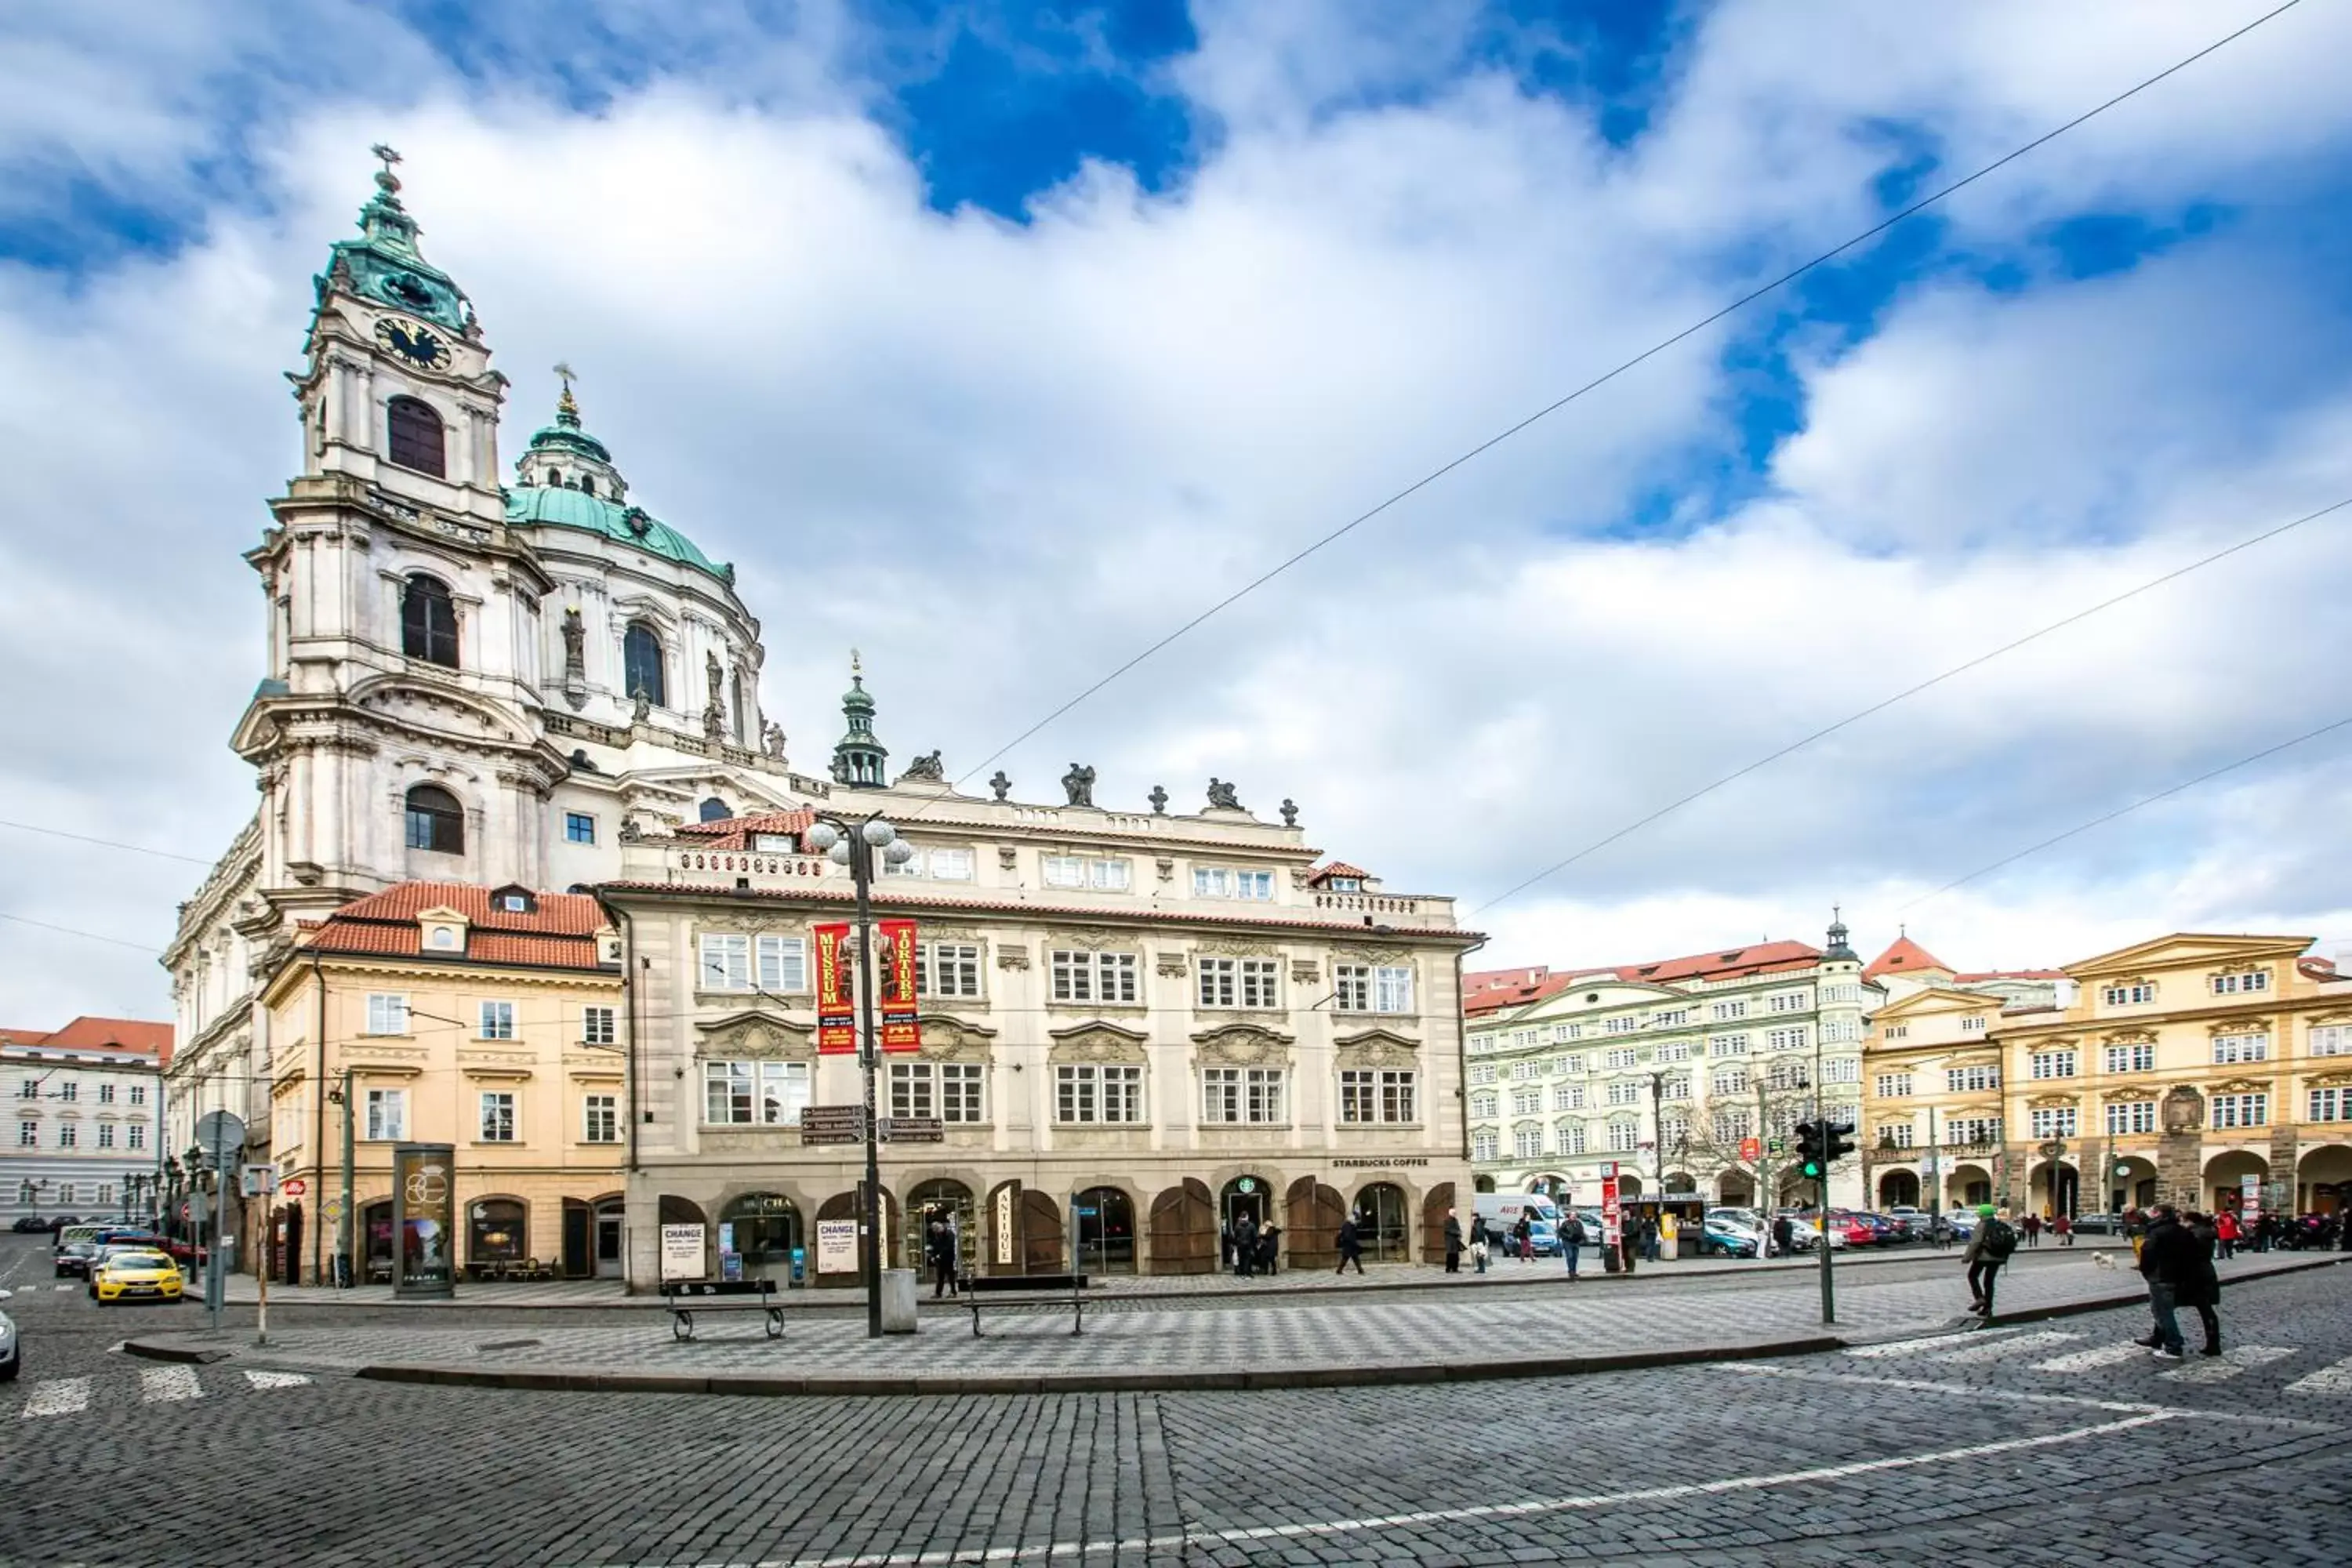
(426, 924, 460, 950)
(492, 886, 536, 914)
(1329, 877, 1362, 892)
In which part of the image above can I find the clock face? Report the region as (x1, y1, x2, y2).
(375, 315, 453, 372)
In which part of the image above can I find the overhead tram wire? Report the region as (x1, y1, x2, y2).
(0, 818, 216, 866)
(938, 0, 2310, 800)
(1468, 492, 2351, 918)
(1893, 713, 2352, 915)
(0, 909, 165, 953)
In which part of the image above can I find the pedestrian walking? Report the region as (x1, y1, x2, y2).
(2051, 1213, 2073, 1247)
(1469, 1214, 1491, 1274)
(1443, 1208, 1465, 1274)
(2214, 1208, 2238, 1260)
(1771, 1213, 1794, 1259)
(1560, 1210, 1585, 1279)
(924, 1218, 958, 1299)
(2023, 1213, 2042, 1249)
(1963, 1203, 2016, 1317)
(1232, 1212, 1258, 1279)
(1219, 1220, 1233, 1272)
(1641, 1215, 1661, 1263)
(1257, 1222, 1281, 1277)
(1512, 1214, 1534, 1262)
(1335, 1215, 1365, 1275)
(2136, 1205, 2220, 1359)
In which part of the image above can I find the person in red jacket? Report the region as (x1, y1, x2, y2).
(2215, 1208, 2241, 1260)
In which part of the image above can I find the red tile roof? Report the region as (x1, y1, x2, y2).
(1465, 942, 1827, 1017)
(1864, 935, 1951, 982)
(1307, 862, 1372, 887)
(675, 809, 818, 848)
(0, 1017, 173, 1065)
(302, 883, 614, 971)
(1951, 969, 2067, 983)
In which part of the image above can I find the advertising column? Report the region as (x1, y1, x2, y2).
(391, 1143, 456, 1299)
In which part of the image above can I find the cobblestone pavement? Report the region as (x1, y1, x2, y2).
(3, 1250, 2346, 1566)
(105, 1250, 2339, 1382)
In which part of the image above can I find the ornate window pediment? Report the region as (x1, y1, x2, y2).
(913, 1014, 996, 1063)
(2308, 1070, 2352, 1089)
(1053, 927, 1132, 953)
(2101, 1087, 2158, 1104)
(693, 1011, 814, 1058)
(1047, 1021, 1149, 1065)
(694, 911, 806, 937)
(2025, 1094, 2079, 1110)
(1195, 935, 1279, 958)
(2100, 1029, 2158, 1045)
(2207, 1017, 2274, 1035)
(1332, 1027, 1421, 1070)
(1332, 946, 1410, 967)
(2211, 1076, 2271, 1095)
(1189, 1022, 1293, 1066)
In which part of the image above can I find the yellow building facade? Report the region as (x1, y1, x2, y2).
(1866, 933, 2352, 1219)
(258, 882, 627, 1283)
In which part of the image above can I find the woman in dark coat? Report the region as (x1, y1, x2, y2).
(1334, 1216, 1364, 1275)
(2176, 1211, 2223, 1355)
(1257, 1222, 1281, 1276)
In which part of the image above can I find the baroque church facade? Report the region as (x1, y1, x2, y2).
(163, 156, 829, 1157)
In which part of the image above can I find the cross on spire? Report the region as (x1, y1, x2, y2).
(370, 143, 402, 173)
(552, 361, 579, 425)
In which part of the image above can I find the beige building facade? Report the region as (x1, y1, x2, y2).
(604, 742, 1477, 1287)
(258, 882, 627, 1283)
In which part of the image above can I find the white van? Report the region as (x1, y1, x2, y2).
(1473, 1194, 1563, 1255)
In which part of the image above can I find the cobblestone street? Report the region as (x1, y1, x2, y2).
(2, 1236, 2345, 1566)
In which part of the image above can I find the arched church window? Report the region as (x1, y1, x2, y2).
(400, 574, 459, 668)
(578, 475, 595, 497)
(386, 397, 447, 478)
(404, 785, 464, 855)
(699, 797, 731, 823)
(622, 622, 666, 708)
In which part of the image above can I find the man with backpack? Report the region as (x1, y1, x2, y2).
(1963, 1203, 2018, 1317)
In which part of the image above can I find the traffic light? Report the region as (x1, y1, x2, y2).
(1823, 1120, 1857, 1165)
(1793, 1120, 1824, 1181)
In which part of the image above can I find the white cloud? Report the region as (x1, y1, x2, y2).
(3, 0, 2350, 1024)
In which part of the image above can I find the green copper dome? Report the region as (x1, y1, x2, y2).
(317, 152, 470, 332)
(505, 485, 733, 583)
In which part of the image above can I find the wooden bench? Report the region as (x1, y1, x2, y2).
(960, 1272, 1088, 1337)
(661, 1277, 783, 1341)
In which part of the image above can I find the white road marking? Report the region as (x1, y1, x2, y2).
(18, 1378, 90, 1418)
(1923, 1330, 2079, 1364)
(2159, 1345, 2294, 1383)
(53, 1284, 70, 1292)
(243, 1370, 310, 1390)
(627, 1412, 2178, 1568)
(2034, 1342, 2148, 1372)
(2285, 1354, 2352, 1395)
(1845, 1326, 2031, 1359)
(1722, 1364, 2329, 1429)
(140, 1366, 203, 1403)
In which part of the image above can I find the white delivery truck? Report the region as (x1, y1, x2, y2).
(1472, 1193, 1563, 1257)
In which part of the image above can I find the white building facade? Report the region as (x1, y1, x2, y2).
(3, 1020, 170, 1226)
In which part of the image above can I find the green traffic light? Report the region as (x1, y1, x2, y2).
(1800, 1160, 1822, 1178)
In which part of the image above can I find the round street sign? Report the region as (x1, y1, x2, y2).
(324, 1197, 345, 1221)
(282, 1177, 308, 1197)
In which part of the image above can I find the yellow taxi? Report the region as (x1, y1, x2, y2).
(89, 1249, 184, 1305)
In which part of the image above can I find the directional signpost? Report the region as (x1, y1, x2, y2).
(880, 1117, 943, 1145)
(800, 1105, 867, 1147)
(194, 1109, 245, 1330)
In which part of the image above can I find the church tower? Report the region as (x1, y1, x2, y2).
(830, 655, 889, 788)
(231, 147, 566, 921)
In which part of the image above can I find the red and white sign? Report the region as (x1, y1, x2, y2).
(814, 923, 855, 1054)
(877, 918, 920, 1052)
(1738, 1137, 1761, 1163)
(281, 1178, 307, 1198)
(1599, 1161, 1621, 1248)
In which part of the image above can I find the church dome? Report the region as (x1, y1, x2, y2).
(506, 380, 732, 583)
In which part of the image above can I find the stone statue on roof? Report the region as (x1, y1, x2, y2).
(903, 750, 946, 782)
(1207, 778, 1241, 811)
(1062, 764, 1096, 808)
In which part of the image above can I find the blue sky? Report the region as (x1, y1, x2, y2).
(5, 0, 2352, 1019)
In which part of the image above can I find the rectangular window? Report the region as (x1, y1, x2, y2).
(1374, 965, 1414, 1014)
(2210, 1093, 2267, 1130)
(1555, 1121, 1587, 1156)
(1555, 1083, 1584, 1111)
(1603, 1016, 1639, 1035)
(1652, 1009, 1690, 1029)
(97, 1083, 115, 1105)
(478, 1000, 516, 1040)
(1511, 1087, 1542, 1116)
(1958, 1016, 1987, 1033)
(1711, 1068, 1748, 1096)
(919, 942, 983, 999)
(582, 1006, 616, 1046)
(19, 1120, 38, 1147)
(2310, 1087, 2347, 1124)
(127, 1123, 147, 1150)
(365, 1088, 407, 1142)
(2212, 1033, 2269, 1065)
(2101, 983, 2156, 1006)
(2209, 971, 2269, 995)
(583, 1094, 619, 1143)
(1823, 1058, 1859, 1083)
(1875, 1073, 1914, 1099)
(1468, 1063, 1496, 1085)
(1043, 855, 1131, 891)
(1711, 1000, 1748, 1021)
(1660, 1074, 1690, 1101)
(564, 811, 596, 844)
(927, 847, 975, 881)
(752, 935, 808, 993)
(56, 1082, 74, 1102)
(1054, 1063, 1144, 1124)
(1195, 957, 1278, 1009)
(2103, 1042, 2157, 1073)
(1202, 1067, 1285, 1124)
(96, 1123, 115, 1149)
(1945, 1065, 2002, 1093)
(2313, 1026, 2352, 1058)
(699, 933, 751, 990)
(1767, 990, 1811, 1014)
(1606, 1121, 1639, 1153)
(1710, 1034, 1749, 1057)
(2105, 1099, 2158, 1135)
(1878, 1123, 1915, 1149)
(939, 1062, 985, 1123)
(1950, 1116, 2003, 1145)
(1192, 867, 1274, 900)
(885, 1062, 988, 1125)
(1657, 1041, 1693, 1063)
(1332, 964, 1370, 1011)
(1605, 1080, 1644, 1105)
(890, 1062, 935, 1120)
(1472, 1130, 1498, 1161)
(478, 1092, 517, 1142)
(1338, 1069, 1416, 1124)
(1884, 1025, 1909, 1040)
(1602, 1047, 1637, 1069)
(2029, 1050, 2077, 1080)
(1514, 1126, 1544, 1160)
(1766, 1026, 1808, 1052)
(54, 1122, 76, 1149)
(700, 1060, 811, 1126)
(2027, 1107, 2078, 1139)
(1711, 1110, 1751, 1144)
(16, 1080, 34, 1100)
(1054, 949, 1140, 1004)
(129, 1083, 146, 1106)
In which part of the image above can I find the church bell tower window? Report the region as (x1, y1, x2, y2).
(386, 396, 447, 477)
(400, 574, 459, 668)
(404, 784, 465, 855)
(623, 622, 666, 708)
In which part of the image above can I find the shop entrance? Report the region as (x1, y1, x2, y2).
(719, 1192, 803, 1282)
(902, 1180, 976, 1271)
(1355, 1182, 1409, 1262)
(593, 1197, 625, 1279)
(1221, 1175, 1273, 1231)
(1073, 1185, 1136, 1274)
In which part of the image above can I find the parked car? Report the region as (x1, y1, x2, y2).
(53, 1241, 99, 1279)
(2067, 1211, 2125, 1236)
(1886, 1206, 1933, 1240)
(90, 1249, 183, 1305)
(0, 1300, 17, 1381)
(1699, 1218, 1759, 1258)
(11, 1215, 52, 1233)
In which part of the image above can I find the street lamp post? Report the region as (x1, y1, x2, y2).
(801, 812, 915, 1341)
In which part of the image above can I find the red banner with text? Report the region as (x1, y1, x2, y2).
(878, 918, 920, 1052)
(814, 923, 855, 1054)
